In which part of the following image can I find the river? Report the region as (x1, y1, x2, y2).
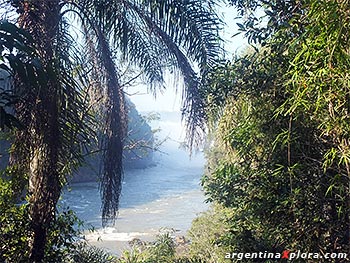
(60, 111, 209, 255)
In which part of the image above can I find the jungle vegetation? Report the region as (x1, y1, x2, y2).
(1, 0, 350, 262)
(200, 0, 350, 262)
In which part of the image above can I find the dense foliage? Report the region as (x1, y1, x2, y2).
(202, 0, 350, 261)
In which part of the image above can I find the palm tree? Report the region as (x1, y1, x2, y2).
(5, 0, 222, 261)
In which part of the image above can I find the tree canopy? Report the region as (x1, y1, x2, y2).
(201, 0, 350, 261)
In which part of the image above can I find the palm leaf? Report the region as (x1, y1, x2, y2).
(71, 0, 223, 224)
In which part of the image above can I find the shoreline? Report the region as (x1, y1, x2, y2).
(83, 227, 190, 256)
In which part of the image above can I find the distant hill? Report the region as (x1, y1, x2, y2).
(0, 70, 155, 182)
(124, 98, 154, 169)
(71, 97, 155, 183)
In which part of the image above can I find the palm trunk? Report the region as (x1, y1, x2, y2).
(14, 1, 61, 262)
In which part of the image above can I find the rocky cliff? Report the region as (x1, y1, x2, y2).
(0, 86, 154, 182)
(70, 97, 155, 183)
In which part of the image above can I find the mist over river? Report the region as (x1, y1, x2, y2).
(61, 111, 209, 254)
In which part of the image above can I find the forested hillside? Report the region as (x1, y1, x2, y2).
(72, 98, 155, 182)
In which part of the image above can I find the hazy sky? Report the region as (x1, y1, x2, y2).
(128, 4, 247, 113)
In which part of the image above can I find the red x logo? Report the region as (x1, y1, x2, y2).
(282, 250, 290, 259)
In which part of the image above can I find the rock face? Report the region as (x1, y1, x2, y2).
(0, 70, 155, 181)
(70, 97, 155, 183)
(124, 98, 154, 169)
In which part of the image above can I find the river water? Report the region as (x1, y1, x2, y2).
(60, 112, 209, 254)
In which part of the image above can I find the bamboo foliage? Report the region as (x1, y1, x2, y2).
(202, 0, 350, 259)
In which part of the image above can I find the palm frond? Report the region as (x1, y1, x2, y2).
(96, 30, 126, 226)
(129, 1, 219, 147)
(112, 7, 166, 92)
(142, 0, 223, 71)
(55, 14, 97, 182)
(62, 0, 223, 225)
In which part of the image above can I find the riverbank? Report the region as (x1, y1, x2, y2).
(61, 150, 208, 255)
(84, 228, 189, 256)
